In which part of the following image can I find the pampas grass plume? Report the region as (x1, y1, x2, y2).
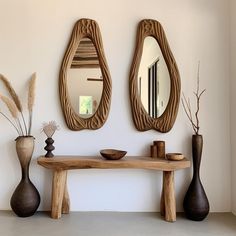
(0, 95, 19, 119)
(0, 74, 22, 112)
(0, 73, 36, 136)
(28, 72, 36, 112)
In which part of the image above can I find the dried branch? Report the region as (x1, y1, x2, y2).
(181, 96, 197, 134)
(182, 62, 205, 135)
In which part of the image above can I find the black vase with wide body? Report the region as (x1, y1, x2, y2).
(183, 134, 209, 221)
(10, 136, 40, 217)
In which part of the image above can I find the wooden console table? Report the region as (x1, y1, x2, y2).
(37, 156, 190, 222)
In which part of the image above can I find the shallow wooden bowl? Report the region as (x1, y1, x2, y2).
(100, 149, 127, 160)
(166, 153, 184, 161)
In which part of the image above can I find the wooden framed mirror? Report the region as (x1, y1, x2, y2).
(129, 19, 180, 132)
(59, 19, 112, 130)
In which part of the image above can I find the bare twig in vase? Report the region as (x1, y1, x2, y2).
(182, 62, 206, 135)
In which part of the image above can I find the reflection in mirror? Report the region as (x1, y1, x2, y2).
(138, 36, 170, 118)
(67, 38, 103, 118)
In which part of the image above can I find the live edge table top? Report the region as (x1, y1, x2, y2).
(37, 156, 190, 171)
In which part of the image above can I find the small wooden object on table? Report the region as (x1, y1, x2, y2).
(150, 140, 165, 159)
(37, 156, 190, 222)
(166, 153, 184, 161)
(100, 149, 127, 160)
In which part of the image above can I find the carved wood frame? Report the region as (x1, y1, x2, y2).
(129, 19, 181, 132)
(59, 19, 112, 130)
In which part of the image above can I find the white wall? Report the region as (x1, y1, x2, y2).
(230, 0, 236, 215)
(0, 0, 231, 212)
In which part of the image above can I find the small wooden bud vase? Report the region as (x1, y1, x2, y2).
(154, 141, 166, 159)
(150, 145, 157, 158)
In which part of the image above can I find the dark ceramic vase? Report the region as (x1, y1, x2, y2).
(183, 134, 209, 221)
(10, 136, 40, 217)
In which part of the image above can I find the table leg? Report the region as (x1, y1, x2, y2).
(62, 173, 70, 214)
(163, 171, 176, 222)
(51, 170, 67, 219)
(160, 172, 165, 216)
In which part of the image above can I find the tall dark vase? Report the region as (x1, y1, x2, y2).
(183, 134, 209, 221)
(10, 136, 40, 217)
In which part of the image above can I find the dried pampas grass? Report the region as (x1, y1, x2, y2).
(0, 74, 22, 112)
(28, 73, 36, 135)
(28, 73, 36, 113)
(0, 95, 19, 119)
(0, 94, 23, 135)
(0, 73, 37, 136)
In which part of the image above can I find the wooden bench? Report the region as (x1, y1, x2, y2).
(37, 156, 190, 222)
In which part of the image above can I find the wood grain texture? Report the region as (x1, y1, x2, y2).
(62, 173, 70, 214)
(51, 170, 67, 219)
(37, 156, 190, 171)
(129, 19, 181, 132)
(59, 18, 112, 130)
(163, 171, 176, 222)
(160, 172, 165, 216)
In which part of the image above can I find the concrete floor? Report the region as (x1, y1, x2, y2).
(0, 212, 235, 236)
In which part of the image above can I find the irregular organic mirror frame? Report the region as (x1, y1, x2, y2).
(59, 19, 112, 130)
(129, 19, 181, 132)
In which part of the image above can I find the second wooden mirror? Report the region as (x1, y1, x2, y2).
(59, 19, 112, 131)
(129, 19, 181, 133)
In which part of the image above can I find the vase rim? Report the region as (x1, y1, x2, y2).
(15, 135, 35, 141)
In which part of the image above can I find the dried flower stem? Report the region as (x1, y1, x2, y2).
(16, 118, 24, 136)
(0, 111, 21, 135)
(20, 113, 27, 135)
(182, 62, 205, 135)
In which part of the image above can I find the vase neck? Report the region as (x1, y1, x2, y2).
(21, 164, 30, 181)
(192, 135, 203, 177)
(15, 136, 34, 181)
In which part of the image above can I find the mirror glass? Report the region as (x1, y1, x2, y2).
(67, 38, 103, 118)
(138, 36, 170, 118)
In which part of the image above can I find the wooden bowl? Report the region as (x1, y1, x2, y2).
(166, 153, 184, 161)
(100, 149, 127, 160)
